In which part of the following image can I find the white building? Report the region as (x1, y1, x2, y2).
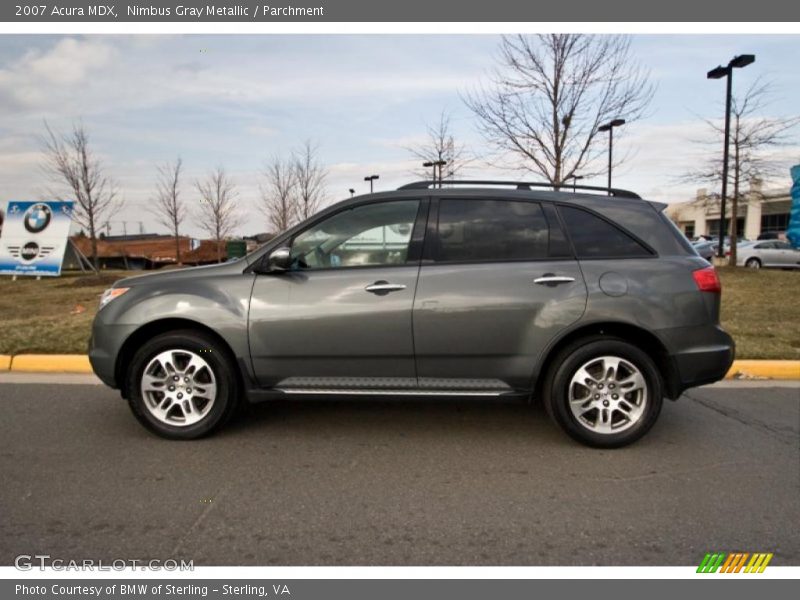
(666, 179, 791, 240)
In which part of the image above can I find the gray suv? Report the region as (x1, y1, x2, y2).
(89, 181, 734, 447)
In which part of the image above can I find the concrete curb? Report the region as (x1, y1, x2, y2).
(726, 360, 800, 381)
(9, 354, 93, 373)
(0, 354, 798, 380)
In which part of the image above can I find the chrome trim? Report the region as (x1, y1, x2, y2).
(365, 283, 407, 293)
(533, 276, 575, 285)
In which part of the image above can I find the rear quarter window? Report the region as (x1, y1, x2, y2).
(558, 205, 652, 259)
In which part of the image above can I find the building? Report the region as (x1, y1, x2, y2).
(667, 179, 791, 240)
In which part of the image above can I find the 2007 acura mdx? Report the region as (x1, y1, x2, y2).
(89, 180, 735, 447)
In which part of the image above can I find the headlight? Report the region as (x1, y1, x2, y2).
(99, 287, 130, 309)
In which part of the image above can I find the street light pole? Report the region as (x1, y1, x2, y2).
(364, 174, 379, 194)
(433, 160, 447, 188)
(568, 175, 584, 193)
(707, 54, 755, 259)
(349, 188, 355, 198)
(597, 119, 625, 194)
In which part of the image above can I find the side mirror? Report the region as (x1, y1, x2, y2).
(261, 247, 292, 273)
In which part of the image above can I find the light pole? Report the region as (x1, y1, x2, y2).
(364, 174, 379, 194)
(568, 175, 584, 193)
(598, 119, 625, 194)
(349, 188, 355, 198)
(433, 159, 447, 188)
(708, 54, 755, 258)
(423, 161, 436, 182)
(422, 160, 448, 187)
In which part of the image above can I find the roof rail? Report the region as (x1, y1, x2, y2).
(397, 180, 641, 199)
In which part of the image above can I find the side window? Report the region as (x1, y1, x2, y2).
(755, 242, 773, 249)
(435, 199, 549, 262)
(290, 200, 420, 270)
(558, 205, 652, 259)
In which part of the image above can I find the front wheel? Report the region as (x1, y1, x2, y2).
(544, 337, 663, 448)
(125, 330, 240, 439)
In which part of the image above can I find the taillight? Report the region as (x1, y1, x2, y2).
(693, 266, 721, 293)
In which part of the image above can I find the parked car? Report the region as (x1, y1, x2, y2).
(691, 240, 718, 261)
(90, 180, 734, 448)
(735, 240, 800, 269)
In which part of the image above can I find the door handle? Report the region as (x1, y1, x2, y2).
(365, 281, 407, 294)
(534, 275, 576, 285)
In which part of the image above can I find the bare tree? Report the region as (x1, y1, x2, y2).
(153, 158, 186, 264)
(406, 110, 472, 181)
(464, 34, 654, 185)
(261, 156, 298, 233)
(293, 140, 328, 221)
(684, 79, 800, 265)
(195, 167, 241, 263)
(40, 121, 119, 268)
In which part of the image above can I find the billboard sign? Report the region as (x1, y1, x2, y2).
(0, 200, 75, 276)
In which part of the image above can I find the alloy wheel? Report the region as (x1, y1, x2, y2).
(140, 349, 217, 426)
(568, 355, 648, 434)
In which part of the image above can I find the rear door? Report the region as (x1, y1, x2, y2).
(774, 241, 800, 267)
(412, 198, 587, 392)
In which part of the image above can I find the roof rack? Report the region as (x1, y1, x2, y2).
(397, 180, 641, 199)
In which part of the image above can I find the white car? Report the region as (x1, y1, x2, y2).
(735, 240, 800, 269)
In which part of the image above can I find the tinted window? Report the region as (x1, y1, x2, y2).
(435, 199, 549, 262)
(290, 200, 420, 269)
(775, 241, 791, 250)
(754, 242, 774, 249)
(559, 205, 651, 258)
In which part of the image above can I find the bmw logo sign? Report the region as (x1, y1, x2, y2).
(21, 241, 40, 261)
(23, 203, 52, 234)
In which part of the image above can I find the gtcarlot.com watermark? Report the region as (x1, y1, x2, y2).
(15, 554, 194, 571)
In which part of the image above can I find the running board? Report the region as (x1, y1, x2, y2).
(275, 388, 512, 397)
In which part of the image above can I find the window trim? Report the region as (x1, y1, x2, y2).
(555, 203, 658, 260)
(425, 196, 569, 266)
(278, 197, 429, 274)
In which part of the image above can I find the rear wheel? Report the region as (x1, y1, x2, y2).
(126, 330, 240, 439)
(745, 258, 761, 269)
(544, 336, 663, 448)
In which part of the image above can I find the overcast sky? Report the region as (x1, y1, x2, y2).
(0, 34, 798, 238)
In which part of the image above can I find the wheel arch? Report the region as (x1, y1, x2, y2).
(115, 318, 247, 398)
(533, 321, 680, 401)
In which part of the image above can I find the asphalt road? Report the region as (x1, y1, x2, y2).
(0, 378, 797, 566)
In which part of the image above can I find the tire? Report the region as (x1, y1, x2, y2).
(745, 258, 761, 269)
(543, 336, 663, 448)
(125, 329, 241, 440)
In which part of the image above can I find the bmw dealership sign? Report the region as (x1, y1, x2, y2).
(0, 200, 75, 276)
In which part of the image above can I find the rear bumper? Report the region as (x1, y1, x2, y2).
(657, 325, 735, 397)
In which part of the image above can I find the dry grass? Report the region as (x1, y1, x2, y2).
(718, 266, 800, 360)
(0, 267, 798, 359)
(0, 272, 124, 355)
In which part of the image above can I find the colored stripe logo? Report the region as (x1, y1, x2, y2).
(697, 552, 773, 573)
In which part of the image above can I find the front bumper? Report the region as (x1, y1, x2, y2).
(88, 319, 137, 389)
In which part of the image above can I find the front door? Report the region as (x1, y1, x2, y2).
(249, 199, 426, 389)
(412, 198, 587, 391)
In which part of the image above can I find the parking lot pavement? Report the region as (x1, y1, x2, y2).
(0, 380, 797, 566)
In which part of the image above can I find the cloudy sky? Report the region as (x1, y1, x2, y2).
(0, 34, 798, 238)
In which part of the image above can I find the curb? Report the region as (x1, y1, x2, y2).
(0, 354, 798, 380)
(726, 360, 800, 381)
(8, 354, 93, 373)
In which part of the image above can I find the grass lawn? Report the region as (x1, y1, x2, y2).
(0, 267, 798, 359)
